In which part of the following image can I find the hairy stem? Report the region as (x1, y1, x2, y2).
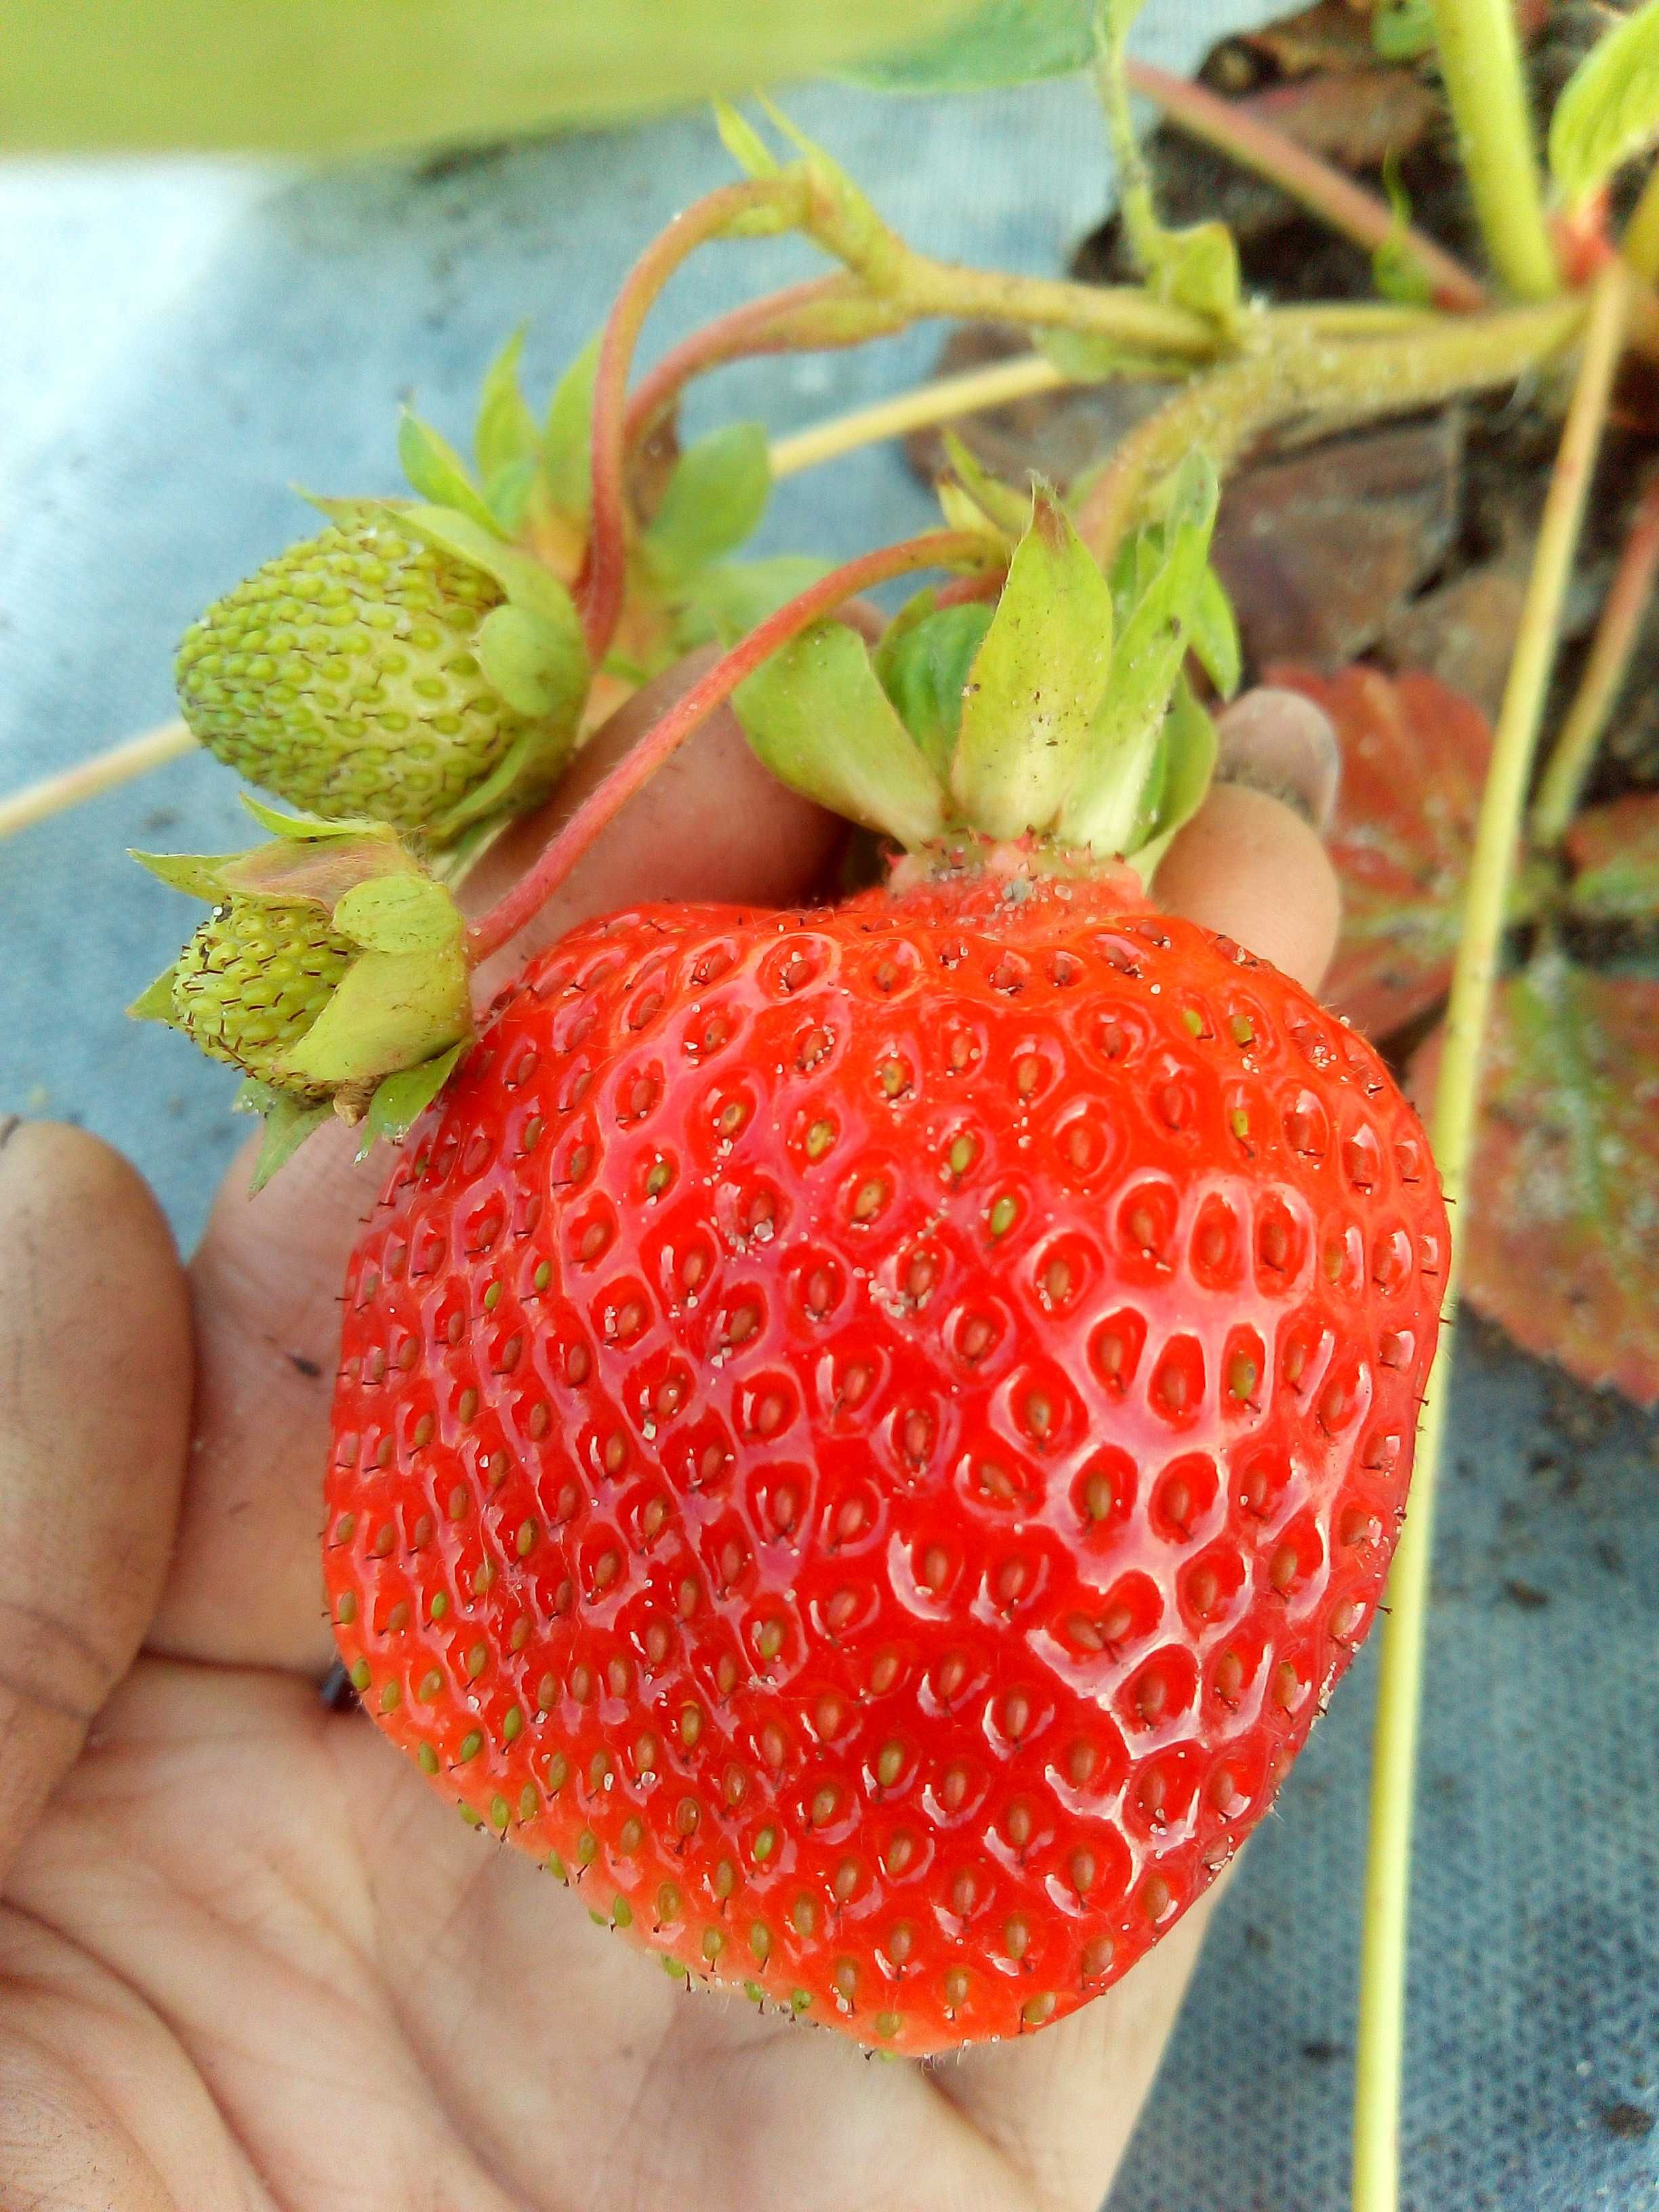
(622, 275, 905, 451)
(578, 176, 804, 665)
(1350, 260, 1629, 2212)
(1422, 0, 1558, 300)
(467, 529, 996, 964)
(1532, 470, 1659, 845)
(1073, 296, 1584, 562)
(1124, 60, 1490, 312)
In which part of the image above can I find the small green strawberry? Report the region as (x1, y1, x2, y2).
(178, 503, 590, 846)
(131, 801, 474, 1185)
(168, 895, 356, 1099)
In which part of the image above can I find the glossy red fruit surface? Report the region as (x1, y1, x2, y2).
(325, 865, 1447, 2054)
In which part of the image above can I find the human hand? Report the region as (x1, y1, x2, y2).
(0, 671, 1338, 2211)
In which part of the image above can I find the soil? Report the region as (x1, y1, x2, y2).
(907, 0, 1659, 795)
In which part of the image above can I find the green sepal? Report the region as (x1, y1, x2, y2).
(359, 1044, 466, 1157)
(395, 504, 565, 624)
(128, 964, 184, 1023)
(276, 937, 470, 1090)
(301, 491, 404, 532)
(951, 486, 1115, 840)
(1056, 451, 1221, 857)
(671, 554, 832, 650)
(430, 718, 581, 838)
(484, 455, 538, 536)
(734, 619, 949, 847)
(874, 600, 996, 781)
(474, 327, 541, 487)
(939, 431, 1029, 540)
(1191, 566, 1242, 700)
(752, 97, 887, 264)
(1037, 326, 1196, 384)
(714, 98, 782, 178)
(540, 337, 601, 522)
(644, 423, 772, 581)
(333, 874, 459, 956)
(241, 1086, 335, 1195)
(475, 600, 590, 719)
(1373, 157, 1434, 308)
(237, 794, 397, 845)
(130, 848, 247, 899)
(396, 413, 499, 535)
(1148, 222, 1242, 325)
(1130, 674, 1218, 886)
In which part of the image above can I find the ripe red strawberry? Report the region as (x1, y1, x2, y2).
(324, 854, 1446, 2054)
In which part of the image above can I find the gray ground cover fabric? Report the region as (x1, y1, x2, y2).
(3, 24, 1656, 2206)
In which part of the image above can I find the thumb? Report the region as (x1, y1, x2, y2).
(1154, 687, 1343, 993)
(0, 1122, 192, 1881)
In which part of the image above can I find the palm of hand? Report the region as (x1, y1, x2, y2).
(1, 684, 1335, 2211)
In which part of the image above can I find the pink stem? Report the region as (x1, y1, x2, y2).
(623, 276, 866, 452)
(470, 529, 994, 963)
(1124, 59, 1490, 314)
(577, 178, 798, 668)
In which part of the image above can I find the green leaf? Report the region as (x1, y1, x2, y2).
(1130, 674, 1217, 884)
(1565, 792, 1659, 922)
(396, 414, 496, 533)
(541, 338, 601, 523)
(333, 874, 462, 956)
(951, 487, 1116, 840)
(847, 0, 1093, 90)
(734, 619, 949, 847)
(671, 555, 832, 649)
(474, 601, 590, 719)
(644, 422, 771, 581)
(1056, 451, 1220, 855)
(1190, 565, 1241, 700)
(874, 602, 997, 780)
(360, 1044, 466, 1155)
(1549, 0, 1659, 203)
(246, 1092, 333, 1195)
(3, 0, 984, 154)
(474, 329, 540, 488)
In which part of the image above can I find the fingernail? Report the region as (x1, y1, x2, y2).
(1213, 689, 1340, 834)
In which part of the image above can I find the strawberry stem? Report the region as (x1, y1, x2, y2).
(1531, 469, 1659, 846)
(1350, 259, 1630, 2212)
(578, 176, 805, 665)
(468, 527, 996, 963)
(622, 275, 899, 453)
(1124, 60, 1490, 314)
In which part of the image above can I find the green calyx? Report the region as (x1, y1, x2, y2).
(130, 799, 473, 1188)
(733, 449, 1236, 884)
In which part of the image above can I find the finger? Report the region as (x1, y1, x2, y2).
(0, 1122, 191, 1880)
(1155, 687, 1343, 994)
(154, 661, 842, 1677)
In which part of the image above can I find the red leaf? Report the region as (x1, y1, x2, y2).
(1412, 954, 1659, 1408)
(1267, 663, 1493, 1038)
(1565, 792, 1659, 923)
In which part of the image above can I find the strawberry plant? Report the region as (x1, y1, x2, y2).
(10, 0, 1659, 2201)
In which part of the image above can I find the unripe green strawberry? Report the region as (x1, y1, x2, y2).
(169, 897, 356, 1099)
(131, 804, 477, 1186)
(176, 520, 544, 836)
